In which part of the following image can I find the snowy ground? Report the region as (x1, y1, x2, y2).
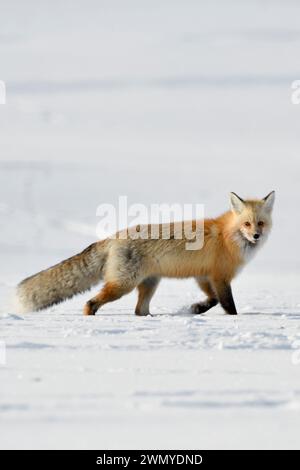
(1, 0, 300, 450)
(1, 275, 300, 450)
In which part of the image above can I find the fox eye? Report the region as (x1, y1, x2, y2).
(258, 221, 264, 227)
(244, 221, 251, 227)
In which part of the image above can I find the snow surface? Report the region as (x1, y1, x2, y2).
(0, 0, 300, 450)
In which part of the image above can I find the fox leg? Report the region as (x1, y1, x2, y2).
(211, 279, 237, 315)
(192, 277, 218, 314)
(84, 281, 135, 316)
(135, 276, 160, 316)
(84, 243, 144, 316)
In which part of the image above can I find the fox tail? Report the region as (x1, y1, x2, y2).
(16, 241, 107, 313)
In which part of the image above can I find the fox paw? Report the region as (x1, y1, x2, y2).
(135, 310, 153, 317)
(191, 298, 218, 314)
(83, 300, 99, 316)
(191, 302, 209, 314)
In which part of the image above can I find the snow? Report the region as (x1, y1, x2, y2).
(1, 0, 300, 450)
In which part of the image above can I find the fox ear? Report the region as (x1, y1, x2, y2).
(262, 191, 275, 212)
(230, 192, 245, 214)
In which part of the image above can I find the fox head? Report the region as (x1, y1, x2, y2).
(230, 191, 275, 245)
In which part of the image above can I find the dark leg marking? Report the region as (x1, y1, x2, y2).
(192, 277, 219, 314)
(212, 280, 237, 315)
(191, 298, 218, 314)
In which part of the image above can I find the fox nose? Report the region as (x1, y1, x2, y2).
(253, 233, 260, 240)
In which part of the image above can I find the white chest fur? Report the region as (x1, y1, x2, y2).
(233, 232, 264, 267)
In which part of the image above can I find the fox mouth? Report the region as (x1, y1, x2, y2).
(249, 236, 259, 243)
(243, 239, 257, 246)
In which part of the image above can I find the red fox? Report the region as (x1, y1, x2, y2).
(16, 192, 275, 316)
